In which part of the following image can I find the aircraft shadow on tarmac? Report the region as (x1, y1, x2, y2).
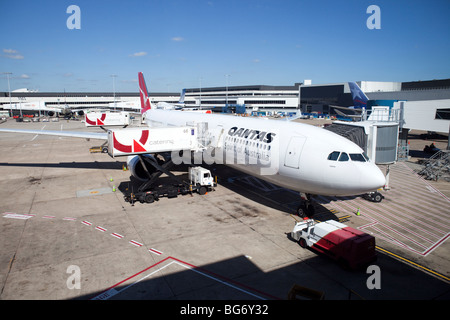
(0, 161, 125, 170)
(0, 160, 341, 220)
(116, 163, 344, 222)
(73, 250, 450, 301)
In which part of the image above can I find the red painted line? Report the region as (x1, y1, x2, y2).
(91, 257, 172, 299)
(111, 233, 124, 239)
(168, 257, 281, 300)
(422, 233, 450, 257)
(42, 215, 56, 219)
(95, 226, 107, 232)
(149, 248, 162, 255)
(63, 217, 77, 221)
(81, 220, 92, 226)
(90, 256, 279, 300)
(129, 240, 143, 247)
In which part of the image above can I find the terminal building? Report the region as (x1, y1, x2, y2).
(1, 78, 449, 133)
(1, 78, 449, 167)
(183, 84, 301, 115)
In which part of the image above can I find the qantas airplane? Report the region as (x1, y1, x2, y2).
(0, 73, 386, 216)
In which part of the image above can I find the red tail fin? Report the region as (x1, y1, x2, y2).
(138, 72, 151, 114)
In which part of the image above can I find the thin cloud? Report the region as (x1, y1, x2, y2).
(171, 37, 184, 42)
(129, 51, 148, 57)
(3, 48, 24, 59)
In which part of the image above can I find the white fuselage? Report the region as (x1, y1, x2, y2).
(143, 108, 386, 196)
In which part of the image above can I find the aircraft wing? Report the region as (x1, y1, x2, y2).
(331, 105, 363, 115)
(0, 128, 107, 140)
(333, 109, 361, 118)
(284, 113, 305, 121)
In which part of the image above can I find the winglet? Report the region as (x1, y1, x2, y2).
(138, 72, 151, 114)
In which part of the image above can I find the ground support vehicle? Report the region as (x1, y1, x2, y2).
(124, 155, 215, 205)
(291, 219, 377, 269)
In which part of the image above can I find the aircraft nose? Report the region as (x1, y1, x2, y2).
(360, 164, 386, 192)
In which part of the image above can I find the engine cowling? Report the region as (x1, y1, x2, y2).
(127, 155, 158, 181)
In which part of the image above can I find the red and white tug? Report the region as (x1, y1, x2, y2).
(291, 219, 377, 269)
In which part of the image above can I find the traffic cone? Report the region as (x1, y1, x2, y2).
(110, 177, 113, 182)
(356, 207, 361, 216)
(112, 185, 116, 192)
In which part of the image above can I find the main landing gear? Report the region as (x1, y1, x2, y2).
(296, 193, 315, 218)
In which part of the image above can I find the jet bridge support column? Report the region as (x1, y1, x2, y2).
(447, 123, 450, 151)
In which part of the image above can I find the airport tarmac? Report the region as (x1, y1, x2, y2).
(0, 118, 449, 301)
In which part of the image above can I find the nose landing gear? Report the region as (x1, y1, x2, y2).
(296, 193, 316, 218)
(363, 191, 384, 203)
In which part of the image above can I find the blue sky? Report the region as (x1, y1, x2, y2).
(1, 0, 449, 92)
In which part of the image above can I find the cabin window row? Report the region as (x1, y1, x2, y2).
(226, 136, 272, 150)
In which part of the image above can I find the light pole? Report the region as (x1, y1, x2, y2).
(110, 74, 117, 111)
(225, 74, 230, 108)
(1, 72, 12, 117)
(199, 77, 202, 109)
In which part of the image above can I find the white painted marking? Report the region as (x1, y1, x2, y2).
(3, 213, 34, 220)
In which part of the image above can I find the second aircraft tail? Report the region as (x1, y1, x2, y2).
(348, 82, 369, 108)
(138, 72, 152, 114)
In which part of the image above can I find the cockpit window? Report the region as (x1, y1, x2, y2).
(338, 152, 349, 162)
(329, 151, 369, 162)
(350, 153, 367, 162)
(327, 151, 340, 161)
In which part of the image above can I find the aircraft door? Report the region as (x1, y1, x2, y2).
(284, 136, 306, 169)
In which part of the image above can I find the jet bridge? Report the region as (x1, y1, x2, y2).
(107, 126, 201, 157)
(326, 120, 399, 165)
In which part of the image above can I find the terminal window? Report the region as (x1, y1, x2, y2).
(435, 108, 450, 120)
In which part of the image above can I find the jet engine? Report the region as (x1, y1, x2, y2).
(127, 154, 159, 181)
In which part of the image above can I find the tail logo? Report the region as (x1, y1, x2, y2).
(138, 72, 152, 113)
(348, 82, 368, 108)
